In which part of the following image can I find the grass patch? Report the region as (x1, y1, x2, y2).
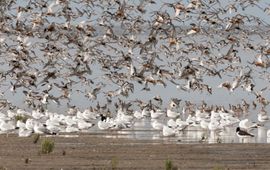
(41, 138, 55, 154)
(165, 159, 178, 170)
(213, 166, 226, 170)
(15, 115, 28, 123)
(111, 157, 118, 170)
(165, 159, 172, 170)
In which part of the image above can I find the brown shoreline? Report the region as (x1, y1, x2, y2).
(0, 134, 269, 170)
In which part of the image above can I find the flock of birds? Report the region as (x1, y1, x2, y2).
(0, 0, 270, 142)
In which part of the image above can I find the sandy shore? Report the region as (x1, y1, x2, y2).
(0, 134, 270, 170)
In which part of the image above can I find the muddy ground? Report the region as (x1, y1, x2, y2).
(0, 134, 269, 170)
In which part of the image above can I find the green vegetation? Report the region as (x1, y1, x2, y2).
(165, 159, 178, 170)
(213, 166, 226, 170)
(15, 115, 28, 123)
(165, 159, 173, 170)
(41, 138, 55, 154)
(111, 157, 119, 170)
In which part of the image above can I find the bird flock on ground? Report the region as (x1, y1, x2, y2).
(0, 0, 270, 142)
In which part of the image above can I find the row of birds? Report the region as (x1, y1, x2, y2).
(0, 104, 268, 141)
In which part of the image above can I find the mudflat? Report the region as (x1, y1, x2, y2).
(0, 134, 269, 170)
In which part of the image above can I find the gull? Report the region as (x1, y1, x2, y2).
(32, 109, 45, 120)
(77, 119, 94, 130)
(187, 25, 200, 35)
(0, 112, 10, 121)
(175, 118, 189, 130)
(208, 119, 222, 131)
(167, 119, 177, 129)
(151, 120, 164, 130)
(133, 110, 143, 119)
(7, 110, 16, 119)
(166, 109, 180, 119)
(18, 128, 33, 137)
(98, 115, 113, 130)
(25, 119, 35, 131)
(0, 120, 15, 133)
(162, 125, 176, 137)
(141, 107, 150, 117)
(81, 108, 98, 120)
(33, 122, 47, 134)
(251, 54, 270, 68)
(195, 109, 210, 122)
(239, 118, 258, 130)
(218, 77, 241, 92)
(65, 126, 79, 133)
(267, 129, 270, 138)
(85, 86, 102, 100)
(169, 98, 181, 108)
(200, 119, 210, 129)
(16, 120, 26, 129)
(236, 127, 254, 137)
(65, 116, 77, 127)
(258, 108, 269, 123)
(162, 2, 185, 17)
(47, 0, 59, 15)
(45, 119, 62, 134)
(17, 109, 31, 117)
(150, 109, 165, 119)
(116, 108, 133, 123)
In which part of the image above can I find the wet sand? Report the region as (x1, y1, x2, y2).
(0, 134, 270, 170)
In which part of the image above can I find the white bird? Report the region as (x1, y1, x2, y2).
(25, 119, 35, 131)
(0, 112, 10, 121)
(98, 117, 113, 130)
(175, 119, 189, 130)
(76, 110, 85, 120)
(17, 109, 31, 116)
(7, 110, 16, 119)
(162, 125, 176, 137)
(258, 110, 269, 123)
(116, 109, 133, 122)
(65, 116, 77, 126)
(239, 119, 258, 130)
(208, 120, 221, 131)
(33, 122, 47, 134)
(82, 109, 98, 120)
(151, 120, 164, 130)
(77, 119, 94, 130)
(141, 107, 150, 117)
(195, 109, 209, 121)
(18, 128, 33, 137)
(16, 120, 26, 129)
(133, 111, 143, 119)
(167, 119, 177, 128)
(32, 109, 45, 120)
(267, 129, 270, 138)
(186, 115, 199, 126)
(0, 120, 15, 132)
(46, 124, 61, 134)
(167, 109, 180, 119)
(200, 119, 210, 129)
(66, 126, 79, 133)
(150, 109, 164, 119)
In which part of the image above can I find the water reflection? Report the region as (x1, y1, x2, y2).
(82, 119, 270, 144)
